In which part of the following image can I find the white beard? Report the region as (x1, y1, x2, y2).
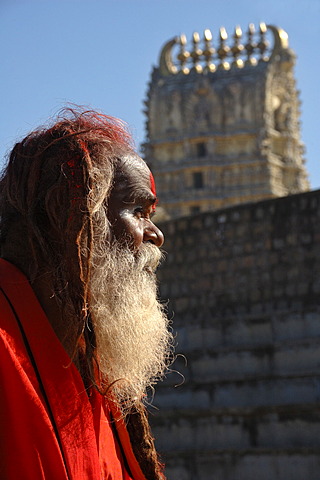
(89, 242, 173, 409)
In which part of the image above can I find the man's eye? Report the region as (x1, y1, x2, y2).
(134, 207, 144, 218)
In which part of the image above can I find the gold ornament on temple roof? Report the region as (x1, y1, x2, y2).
(257, 22, 269, 62)
(217, 27, 230, 70)
(203, 29, 216, 72)
(231, 26, 244, 68)
(245, 23, 257, 66)
(177, 34, 190, 74)
(158, 23, 290, 76)
(190, 32, 203, 73)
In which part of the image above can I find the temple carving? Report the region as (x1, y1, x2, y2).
(143, 24, 309, 220)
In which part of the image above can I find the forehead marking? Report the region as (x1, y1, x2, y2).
(150, 172, 156, 196)
(149, 172, 158, 212)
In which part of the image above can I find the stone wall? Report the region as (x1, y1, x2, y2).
(151, 189, 320, 480)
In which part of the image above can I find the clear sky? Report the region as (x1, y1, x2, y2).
(1, 0, 319, 188)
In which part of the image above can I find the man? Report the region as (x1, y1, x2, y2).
(0, 108, 173, 479)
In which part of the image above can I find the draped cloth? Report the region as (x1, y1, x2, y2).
(0, 259, 147, 480)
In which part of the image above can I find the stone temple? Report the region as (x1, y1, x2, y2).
(143, 24, 320, 480)
(143, 24, 309, 221)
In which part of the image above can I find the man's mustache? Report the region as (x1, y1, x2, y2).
(135, 243, 164, 273)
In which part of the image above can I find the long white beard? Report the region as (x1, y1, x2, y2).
(89, 242, 173, 408)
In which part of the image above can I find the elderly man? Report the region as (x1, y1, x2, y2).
(0, 108, 173, 479)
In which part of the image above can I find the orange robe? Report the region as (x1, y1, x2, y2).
(0, 259, 147, 480)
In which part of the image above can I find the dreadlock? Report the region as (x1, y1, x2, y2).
(0, 107, 166, 480)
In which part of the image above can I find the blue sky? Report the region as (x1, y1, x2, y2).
(1, 0, 319, 188)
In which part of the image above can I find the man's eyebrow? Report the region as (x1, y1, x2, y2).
(124, 187, 157, 205)
(139, 190, 157, 204)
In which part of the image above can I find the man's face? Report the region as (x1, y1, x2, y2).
(89, 155, 172, 407)
(108, 155, 164, 249)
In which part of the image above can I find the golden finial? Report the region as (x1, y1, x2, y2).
(231, 25, 244, 68)
(203, 29, 216, 72)
(245, 23, 257, 66)
(177, 34, 190, 74)
(260, 22, 267, 33)
(190, 31, 203, 73)
(257, 22, 269, 62)
(220, 26, 228, 41)
(235, 26, 242, 37)
(204, 28, 212, 42)
(193, 31, 200, 43)
(217, 27, 230, 70)
(180, 33, 187, 45)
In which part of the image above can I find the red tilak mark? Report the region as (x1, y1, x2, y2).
(150, 173, 158, 212)
(150, 172, 156, 196)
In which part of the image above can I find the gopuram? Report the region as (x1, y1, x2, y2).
(143, 24, 320, 480)
(143, 24, 309, 220)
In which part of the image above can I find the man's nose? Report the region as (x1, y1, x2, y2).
(143, 221, 164, 247)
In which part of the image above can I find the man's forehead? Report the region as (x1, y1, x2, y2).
(120, 153, 148, 172)
(113, 154, 156, 200)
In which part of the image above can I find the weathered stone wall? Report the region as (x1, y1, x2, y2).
(152, 188, 320, 480)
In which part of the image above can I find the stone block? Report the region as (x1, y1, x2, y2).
(211, 377, 318, 408)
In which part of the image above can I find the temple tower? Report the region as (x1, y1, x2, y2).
(143, 24, 309, 220)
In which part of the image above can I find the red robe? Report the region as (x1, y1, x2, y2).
(0, 259, 147, 480)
